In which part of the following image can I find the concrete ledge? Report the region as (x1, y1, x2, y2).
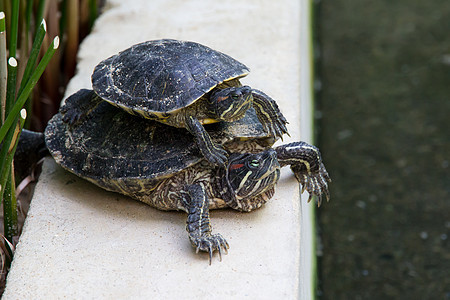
(3, 0, 315, 298)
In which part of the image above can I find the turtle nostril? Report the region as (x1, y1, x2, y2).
(242, 86, 252, 94)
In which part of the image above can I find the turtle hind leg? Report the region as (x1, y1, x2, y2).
(60, 89, 102, 125)
(185, 115, 228, 166)
(181, 184, 229, 264)
(251, 89, 289, 139)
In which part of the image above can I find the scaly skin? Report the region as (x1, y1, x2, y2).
(52, 89, 330, 263)
(92, 145, 330, 263)
(275, 142, 331, 206)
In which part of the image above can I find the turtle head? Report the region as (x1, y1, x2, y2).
(226, 149, 280, 205)
(209, 86, 253, 122)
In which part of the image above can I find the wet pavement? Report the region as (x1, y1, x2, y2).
(315, 1, 450, 299)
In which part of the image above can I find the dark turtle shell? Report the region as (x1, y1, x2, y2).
(45, 98, 273, 186)
(91, 39, 249, 115)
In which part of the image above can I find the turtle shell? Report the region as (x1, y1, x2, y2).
(91, 39, 250, 116)
(45, 94, 273, 189)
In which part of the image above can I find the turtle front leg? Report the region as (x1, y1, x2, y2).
(251, 89, 289, 139)
(185, 115, 228, 166)
(60, 89, 103, 125)
(275, 142, 331, 206)
(181, 184, 229, 264)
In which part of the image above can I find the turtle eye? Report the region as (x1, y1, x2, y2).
(249, 159, 260, 168)
(231, 93, 240, 100)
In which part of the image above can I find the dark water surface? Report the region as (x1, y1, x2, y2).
(315, 1, 450, 299)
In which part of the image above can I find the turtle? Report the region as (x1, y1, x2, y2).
(45, 89, 331, 263)
(61, 39, 288, 166)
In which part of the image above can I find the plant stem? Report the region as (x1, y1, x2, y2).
(0, 36, 59, 143)
(19, 20, 46, 95)
(1, 109, 26, 242)
(59, 0, 67, 37)
(0, 11, 7, 125)
(0, 59, 17, 181)
(5, 57, 17, 115)
(17, 0, 30, 85)
(5, 0, 19, 120)
(35, 0, 46, 35)
(20, 19, 46, 128)
(88, 0, 98, 29)
(25, 0, 33, 35)
(2, 173, 17, 242)
(65, 0, 78, 78)
(8, 0, 19, 58)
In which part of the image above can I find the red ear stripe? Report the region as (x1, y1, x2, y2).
(217, 96, 228, 102)
(230, 163, 244, 170)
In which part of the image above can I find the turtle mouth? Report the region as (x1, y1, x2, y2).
(260, 165, 280, 180)
(260, 168, 280, 193)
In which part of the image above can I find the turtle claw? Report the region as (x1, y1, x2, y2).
(259, 110, 289, 140)
(251, 89, 289, 140)
(262, 120, 289, 141)
(190, 234, 229, 264)
(295, 162, 331, 207)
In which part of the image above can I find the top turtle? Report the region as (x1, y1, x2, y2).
(62, 39, 288, 166)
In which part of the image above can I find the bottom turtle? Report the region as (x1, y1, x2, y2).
(45, 89, 331, 263)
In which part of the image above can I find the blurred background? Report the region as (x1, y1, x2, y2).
(0, 0, 103, 132)
(314, 0, 449, 299)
